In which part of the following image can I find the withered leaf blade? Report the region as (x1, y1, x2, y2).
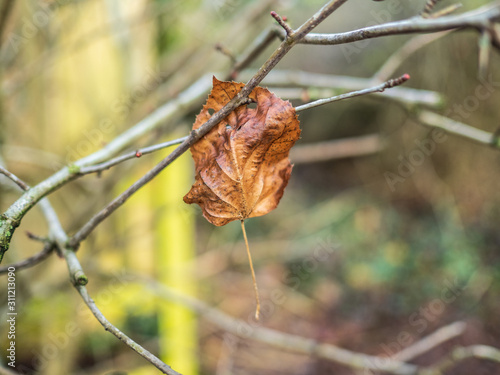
(183, 77, 301, 226)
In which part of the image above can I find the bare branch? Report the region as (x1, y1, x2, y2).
(0, 0, 284, 257)
(0, 74, 210, 261)
(291, 0, 349, 42)
(295, 4, 500, 45)
(0, 5, 287, 248)
(245, 69, 443, 107)
(214, 43, 236, 63)
(37, 181, 180, 372)
(478, 30, 492, 78)
(290, 134, 384, 164)
(0, 162, 175, 371)
(229, 27, 280, 79)
(0, 167, 60, 271)
(0, 242, 55, 274)
(416, 110, 498, 147)
(75, 283, 180, 374)
(428, 4, 463, 19)
(75, 74, 409, 187)
(1, 0, 333, 255)
(75, 76, 210, 168)
(145, 280, 500, 375)
(270, 11, 293, 36)
(79, 136, 189, 175)
(394, 321, 466, 362)
(490, 23, 500, 50)
(420, 0, 443, 18)
(35, 189, 180, 372)
(0, 163, 175, 371)
(77, 74, 409, 183)
(295, 74, 410, 112)
(144, 278, 418, 375)
(423, 345, 500, 374)
(0, 166, 29, 191)
(67, 0, 350, 250)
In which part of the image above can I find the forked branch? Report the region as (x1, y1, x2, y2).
(293, 3, 500, 45)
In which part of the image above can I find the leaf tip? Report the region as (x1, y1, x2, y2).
(212, 75, 222, 86)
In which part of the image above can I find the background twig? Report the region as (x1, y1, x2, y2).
(290, 134, 384, 164)
(144, 278, 419, 375)
(416, 110, 498, 147)
(0, 242, 54, 274)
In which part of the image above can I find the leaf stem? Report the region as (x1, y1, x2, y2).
(241, 220, 260, 320)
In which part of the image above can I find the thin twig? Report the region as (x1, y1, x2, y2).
(0, 167, 60, 270)
(25, 231, 47, 243)
(42, 199, 178, 373)
(244, 69, 443, 107)
(295, 4, 500, 45)
(428, 4, 463, 19)
(75, 76, 210, 169)
(79, 136, 189, 175)
(77, 74, 409, 183)
(229, 27, 280, 79)
(0, 166, 29, 190)
(421, 0, 442, 18)
(270, 11, 293, 36)
(490, 24, 500, 50)
(394, 321, 466, 362)
(422, 345, 500, 374)
(478, 30, 491, 79)
(416, 110, 498, 147)
(67, 0, 350, 249)
(0, 242, 55, 274)
(295, 74, 410, 112)
(215, 43, 237, 63)
(290, 134, 384, 164)
(75, 283, 180, 375)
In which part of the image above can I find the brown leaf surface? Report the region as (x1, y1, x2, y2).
(183, 77, 301, 226)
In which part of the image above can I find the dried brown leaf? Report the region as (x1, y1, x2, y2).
(183, 77, 301, 226)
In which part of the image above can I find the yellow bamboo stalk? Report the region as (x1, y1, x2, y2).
(153, 145, 198, 375)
